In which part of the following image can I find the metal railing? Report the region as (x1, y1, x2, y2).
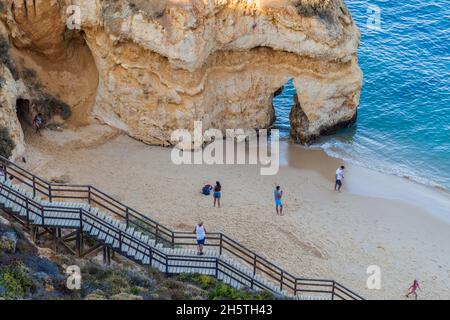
(0, 180, 279, 296)
(0, 155, 364, 300)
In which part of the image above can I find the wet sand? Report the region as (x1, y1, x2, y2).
(20, 124, 450, 300)
(283, 143, 450, 224)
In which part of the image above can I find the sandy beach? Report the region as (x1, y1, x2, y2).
(19, 124, 450, 300)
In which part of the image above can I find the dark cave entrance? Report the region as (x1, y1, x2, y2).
(16, 98, 33, 128)
(272, 79, 296, 139)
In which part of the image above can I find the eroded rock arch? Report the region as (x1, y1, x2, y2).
(1, 0, 362, 149)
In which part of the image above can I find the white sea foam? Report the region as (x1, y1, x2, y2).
(314, 139, 448, 191)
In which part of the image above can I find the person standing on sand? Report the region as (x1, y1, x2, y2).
(193, 222, 206, 255)
(406, 280, 421, 300)
(274, 186, 283, 215)
(213, 181, 221, 208)
(334, 165, 345, 192)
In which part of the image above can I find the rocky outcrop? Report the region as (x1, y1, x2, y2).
(0, 0, 362, 146)
(0, 62, 25, 158)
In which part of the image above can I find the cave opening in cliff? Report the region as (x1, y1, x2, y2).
(15, 98, 32, 129)
(272, 79, 296, 139)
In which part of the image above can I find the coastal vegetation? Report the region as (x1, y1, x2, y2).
(177, 273, 275, 300)
(0, 216, 275, 300)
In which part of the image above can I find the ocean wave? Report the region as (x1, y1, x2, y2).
(271, 1, 450, 192)
(314, 139, 449, 191)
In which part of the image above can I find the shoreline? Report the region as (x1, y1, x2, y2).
(281, 142, 450, 225)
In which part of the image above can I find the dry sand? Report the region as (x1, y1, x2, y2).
(19, 124, 450, 300)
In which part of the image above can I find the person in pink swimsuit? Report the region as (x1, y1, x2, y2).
(406, 280, 421, 300)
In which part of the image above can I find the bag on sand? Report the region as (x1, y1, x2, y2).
(202, 185, 212, 195)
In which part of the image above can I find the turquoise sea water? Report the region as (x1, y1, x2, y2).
(273, 0, 450, 190)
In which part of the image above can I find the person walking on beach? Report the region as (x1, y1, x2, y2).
(406, 280, 421, 300)
(193, 222, 206, 255)
(213, 181, 221, 208)
(334, 165, 345, 192)
(274, 185, 283, 215)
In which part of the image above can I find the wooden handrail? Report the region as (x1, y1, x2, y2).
(0, 155, 364, 300)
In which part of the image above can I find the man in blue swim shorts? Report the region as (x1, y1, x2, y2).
(274, 186, 283, 216)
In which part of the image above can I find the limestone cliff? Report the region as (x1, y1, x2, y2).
(0, 0, 362, 151)
(0, 61, 25, 159)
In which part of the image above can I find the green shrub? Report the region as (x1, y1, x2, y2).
(207, 284, 273, 300)
(0, 262, 36, 299)
(208, 284, 249, 300)
(0, 127, 15, 159)
(177, 273, 274, 300)
(177, 273, 218, 290)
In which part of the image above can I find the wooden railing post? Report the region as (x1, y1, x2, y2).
(32, 176, 36, 198)
(331, 281, 336, 300)
(280, 271, 284, 291)
(41, 206, 45, 226)
(119, 231, 122, 252)
(48, 184, 52, 202)
(215, 259, 219, 278)
(253, 255, 257, 276)
(171, 231, 175, 248)
(219, 233, 223, 255)
(125, 207, 129, 228)
(25, 197, 30, 226)
(155, 224, 159, 244)
(87, 186, 91, 204)
(79, 208, 83, 232)
(294, 279, 298, 296)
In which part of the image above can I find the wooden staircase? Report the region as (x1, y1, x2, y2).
(0, 156, 364, 300)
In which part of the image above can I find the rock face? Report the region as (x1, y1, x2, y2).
(0, 0, 362, 147)
(0, 62, 25, 158)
